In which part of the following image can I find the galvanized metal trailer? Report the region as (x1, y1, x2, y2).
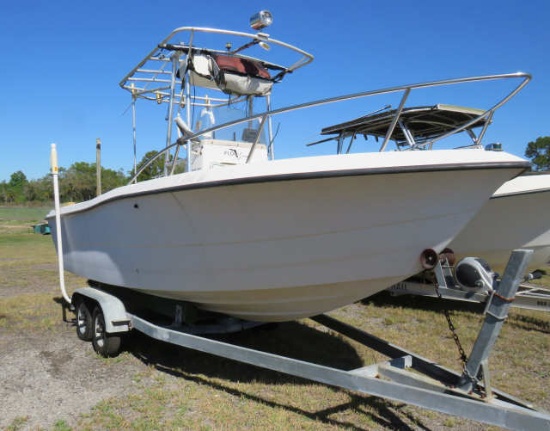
(387, 256, 550, 314)
(67, 250, 550, 430)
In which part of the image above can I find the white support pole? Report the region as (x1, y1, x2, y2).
(132, 93, 138, 181)
(50, 144, 71, 304)
(95, 138, 102, 196)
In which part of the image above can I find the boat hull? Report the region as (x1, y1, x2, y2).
(47, 150, 527, 321)
(450, 174, 550, 273)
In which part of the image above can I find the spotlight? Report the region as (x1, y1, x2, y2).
(250, 10, 273, 30)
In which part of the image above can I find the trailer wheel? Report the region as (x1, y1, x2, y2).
(92, 306, 122, 357)
(75, 300, 93, 341)
(531, 269, 544, 280)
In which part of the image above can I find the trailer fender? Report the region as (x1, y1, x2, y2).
(72, 287, 131, 334)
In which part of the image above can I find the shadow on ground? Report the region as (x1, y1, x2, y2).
(122, 322, 429, 431)
(125, 320, 363, 385)
(364, 291, 550, 334)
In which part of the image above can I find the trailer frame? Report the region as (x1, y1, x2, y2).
(67, 249, 550, 430)
(387, 256, 550, 313)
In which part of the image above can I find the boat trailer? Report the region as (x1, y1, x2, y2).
(387, 255, 550, 314)
(64, 250, 550, 430)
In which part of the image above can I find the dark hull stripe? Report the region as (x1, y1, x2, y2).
(46, 161, 528, 217)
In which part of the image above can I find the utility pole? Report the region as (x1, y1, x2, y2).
(96, 138, 102, 196)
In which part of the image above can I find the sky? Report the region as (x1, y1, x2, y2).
(1, 0, 549, 182)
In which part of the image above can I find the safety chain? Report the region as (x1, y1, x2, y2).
(432, 278, 468, 366)
(491, 290, 515, 303)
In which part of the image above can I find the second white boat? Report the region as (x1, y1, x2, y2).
(450, 173, 550, 272)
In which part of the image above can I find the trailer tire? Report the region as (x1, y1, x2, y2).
(92, 306, 122, 357)
(75, 300, 93, 341)
(531, 269, 544, 280)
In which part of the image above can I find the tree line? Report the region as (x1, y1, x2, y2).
(1, 137, 549, 205)
(0, 150, 164, 204)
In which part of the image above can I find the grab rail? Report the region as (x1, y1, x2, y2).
(129, 72, 531, 184)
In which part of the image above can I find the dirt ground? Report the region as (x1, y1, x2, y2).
(0, 318, 149, 429)
(1, 271, 548, 430)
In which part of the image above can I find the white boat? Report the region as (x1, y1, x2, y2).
(449, 173, 550, 272)
(525, 231, 550, 268)
(322, 104, 550, 274)
(47, 14, 531, 322)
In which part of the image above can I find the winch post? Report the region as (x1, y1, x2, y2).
(457, 249, 533, 392)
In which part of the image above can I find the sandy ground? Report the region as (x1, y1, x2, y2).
(0, 324, 147, 430)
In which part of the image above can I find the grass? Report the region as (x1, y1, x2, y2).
(0, 205, 51, 235)
(0, 207, 82, 332)
(4, 416, 30, 431)
(0, 205, 51, 221)
(1, 205, 549, 430)
(0, 231, 83, 300)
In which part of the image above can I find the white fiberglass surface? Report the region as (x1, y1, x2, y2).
(52, 159, 525, 320)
